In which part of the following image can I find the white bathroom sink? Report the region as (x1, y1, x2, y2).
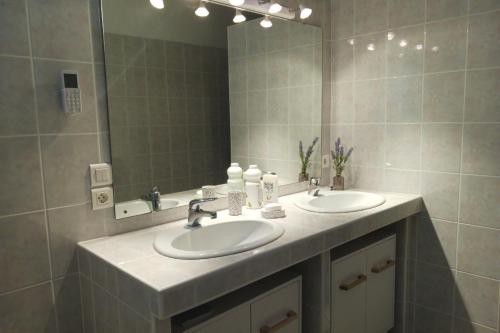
(154, 217, 284, 259)
(159, 198, 180, 210)
(295, 191, 386, 213)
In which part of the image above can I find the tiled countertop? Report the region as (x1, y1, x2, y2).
(78, 189, 422, 319)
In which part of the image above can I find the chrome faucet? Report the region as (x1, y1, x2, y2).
(308, 177, 321, 196)
(187, 198, 217, 228)
(149, 186, 161, 211)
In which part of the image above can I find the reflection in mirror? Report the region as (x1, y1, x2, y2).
(101, 0, 322, 218)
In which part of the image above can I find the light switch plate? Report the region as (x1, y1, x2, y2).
(90, 163, 112, 187)
(322, 154, 330, 168)
(91, 187, 114, 210)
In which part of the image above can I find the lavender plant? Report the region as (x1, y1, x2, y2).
(299, 137, 319, 175)
(331, 137, 353, 177)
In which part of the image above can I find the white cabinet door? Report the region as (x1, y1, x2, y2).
(366, 238, 396, 333)
(331, 251, 367, 333)
(192, 304, 251, 333)
(251, 281, 300, 333)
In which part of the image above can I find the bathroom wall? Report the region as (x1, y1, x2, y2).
(228, 19, 323, 183)
(0, 0, 331, 332)
(330, 0, 500, 332)
(104, 32, 230, 201)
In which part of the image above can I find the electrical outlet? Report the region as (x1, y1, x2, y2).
(322, 154, 330, 168)
(91, 187, 114, 210)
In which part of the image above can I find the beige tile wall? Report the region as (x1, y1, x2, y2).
(330, 0, 500, 332)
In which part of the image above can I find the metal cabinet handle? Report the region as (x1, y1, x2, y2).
(339, 274, 367, 291)
(260, 311, 298, 333)
(371, 259, 395, 274)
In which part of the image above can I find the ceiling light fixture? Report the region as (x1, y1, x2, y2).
(299, 5, 312, 19)
(149, 0, 165, 9)
(195, 0, 209, 17)
(269, 0, 282, 14)
(233, 9, 246, 23)
(229, 0, 245, 6)
(260, 16, 273, 28)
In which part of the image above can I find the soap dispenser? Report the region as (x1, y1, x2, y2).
(227, 162, 243, 192)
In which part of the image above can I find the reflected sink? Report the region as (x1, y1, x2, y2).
(154, 218, 284, 259)
(295, 191, 386, 213)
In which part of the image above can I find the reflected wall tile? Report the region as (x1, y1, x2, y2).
(454, 272, 499, 328)
(0, 212, 50, 293)
(230, 125, 249, 156)
(422, 124, 462, 173)
(386, 76, 422, 123)
(461, 124, 500, 176)
(105, 65, 126, 98)
(268, 88, 288, 124)
(459, 175, 500, 229)
(0, 137, 44, 216)
(426, 0, 467, 21)
(354, 33, 386, 80)
(289, 46, 314, 86)
(423, 71, 465, 122)
(227, 24, 246, 59)
(453, 319, 497, 333)
(464, 69, 500, 122)
(387, 25, 424, 76)
(28, 0, 92, 61)
(228, 57, 247, 93)
(332, 82, 354, 123)
(354, 0, 387, 35)
(414, 306, 452, 333)
(0, 56, 36, 136)
(247, 55, 267, 91)
(104, 33, 124, 66)
(0, 282, 56, 333)
(123, 36, 145, 68)
(387, 0, 425, 28)
(164, 42, 185, 70)
(145, 39, 164, 68)
(288, 125, 313, 161)
(266, 20, 289, 52)
(417, 218, 457, 268)
(246, 20, 266, 56)
(421, 172, 459, 221)
(0, 0, 29, 56)
(333, 39, 354, 82)
(332, 0, 354, 40)
(457, 224, 500, 280)
(289, 86, 313, 125)
(267, 50, 289, 89)
(469, 0, 500, 13)
(353, 124, 385, 167)
(415, 262, 454, 313)
(125, 67, 147, 97)
(268, 125, 288, 160)
(354, 79, 386, 123)
(424, 18, 467, 73)
(34, 60, 97, 134)
(249, 125, 267, 158)
(467, 11, 500, 69)
(146, 68, 166, 97)
(385, 124, 421, 169)
(41, 134, 99, 208)
(248, 90, 267, 124)
(166, 70, 186, 99)
(230, 93, 247, 124)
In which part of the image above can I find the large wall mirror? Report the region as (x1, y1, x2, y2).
(101, 0, 322, 218)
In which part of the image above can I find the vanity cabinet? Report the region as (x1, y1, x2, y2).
(174, 271, 301, 333)
(331, 235, 396, 333)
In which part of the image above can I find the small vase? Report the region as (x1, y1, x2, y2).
(332, 175, 344, 191)
(299, 172, 309, 182)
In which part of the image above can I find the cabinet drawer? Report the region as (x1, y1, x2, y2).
(191, 305, 251, 333)
(366, 237, 396, 333)
(331, 251, 367, 333)
(251, 280, 300, 333)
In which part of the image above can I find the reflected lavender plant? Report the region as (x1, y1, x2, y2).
(299, 137, 319, 175)
(331, 137, 353, 177)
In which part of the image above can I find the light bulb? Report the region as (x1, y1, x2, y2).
(387, 32, 395, 40)
(233, 9, 246, 23)
(399, 39, 408, 47)
(269, 1, 282, 14)
(229, 0, 245, 6)
(260, 16, 272, 28)
(195, 1, 209, 17)
(150, 0, 164, 9)
(299, 5, 312, 19)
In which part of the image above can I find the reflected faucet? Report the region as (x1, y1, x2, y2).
(149, 186, 161, 211)
(187, 198, 217, 228)
(308, 177, 321, 196)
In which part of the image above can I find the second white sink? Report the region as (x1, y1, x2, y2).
(295, 190, 386, 213)
(154, 217, 284, 259)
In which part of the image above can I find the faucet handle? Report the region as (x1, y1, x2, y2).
(189, 197, 217, 210)
(309, 177, 320, 186)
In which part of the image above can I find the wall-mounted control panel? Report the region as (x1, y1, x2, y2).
(89, 163, 113, 187)
(91, 187, 114, 210)
(61, 71, 81, 113)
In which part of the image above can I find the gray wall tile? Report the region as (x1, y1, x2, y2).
(454, 319, 497, 333)
(415, 262, 455, 313)
(426, 0, 467, 21)
(386, 76, 423, 123)
(421, 124, 462, 173)
(386, 25, 425, 77)
(459, 175, 500, 229)
(354, 79, 386, 123)
(454, 272, 499, 328)
(354, 0, 387, 35)
(461, 124, 500, 176)
(47, 203, 108, 277)
(28, 0, 92, 61)
(93, 283, 119, 333)
(54, 274, 83, 333)
(332, 0, 354, 40)
(421, 172, 460, 221)
(385, 124, 421, 169)
(417, 218, 457, 268)
(0, 282, 57, 333)
(469, 0, 500, 13)
(354, 33, 386, 80)
(467, 11, 500, 69)
(0, 0, 30, 56)
(332, 82, 354, 123)
(0, 137, 44, 216)
(353, 124, 385, 167)
(34, 60, 98, 134)
(0, 56, 36, 136)
(41, 134, 99, 208)
(464, 69, 500, 122)
(414, 306, 452, 333)
(387, 0, 425, 28)
(0, 212, 50, 292)
(333, 39, 354, 82)
(423, 71, 465, 122)
(457, 224, 500, 279)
